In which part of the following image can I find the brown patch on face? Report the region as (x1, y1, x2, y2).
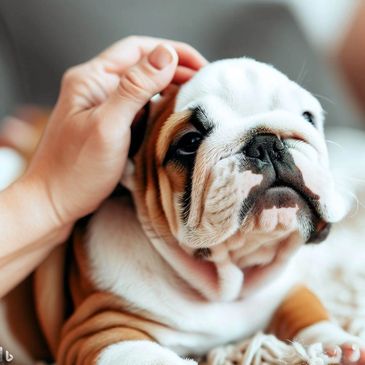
(156, 110, 193, 195)
(133, 91, 193, 236)
(165, 164, 187, 193)
(155, 112, 193, 164)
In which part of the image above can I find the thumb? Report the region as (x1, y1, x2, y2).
(100, 44, 178, 125)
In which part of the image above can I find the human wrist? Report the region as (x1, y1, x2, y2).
(2, 176, 72, 256)
(23, 173, 74, 236)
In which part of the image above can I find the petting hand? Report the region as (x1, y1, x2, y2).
(0, 36, 206, 297)
(24, 36, 207, 228)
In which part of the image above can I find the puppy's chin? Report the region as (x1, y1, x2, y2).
(250, 186, 330, 244)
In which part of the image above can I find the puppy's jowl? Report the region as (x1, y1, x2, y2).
(31, 59, 365, 364)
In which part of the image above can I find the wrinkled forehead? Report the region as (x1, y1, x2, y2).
(174, 58, 323, 126)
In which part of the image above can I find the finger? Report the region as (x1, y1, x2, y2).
(98, 36, 207, 73)
(163, 40, 207, 70)
(160, 84, 179, 97)
(59, 37, 206, 112)
(172, 65, 198, 84)
(97, 43, 178, 130)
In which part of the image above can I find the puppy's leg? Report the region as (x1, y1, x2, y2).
(56, 292, 196, 365)
(97, 341, 197, 365)
(269, 285, 365, 364)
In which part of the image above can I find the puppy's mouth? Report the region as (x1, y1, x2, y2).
(243, 176, 331, 244)
(267, 180, 317, 210)
(249, 176, 318, 214)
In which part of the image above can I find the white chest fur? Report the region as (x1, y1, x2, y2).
(86, 197, 297, 356)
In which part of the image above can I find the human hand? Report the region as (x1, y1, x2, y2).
(23, 36, 207, 229)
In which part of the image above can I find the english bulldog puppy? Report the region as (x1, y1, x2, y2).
(32, 58, 364, 365)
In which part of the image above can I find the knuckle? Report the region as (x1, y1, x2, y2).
(61, 64, 86, 88)
(118, 67, 156, 101)
(62, 66, 79, 84)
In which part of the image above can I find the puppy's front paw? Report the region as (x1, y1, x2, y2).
(296, 321, 365, 364)
(324, 343, 365, 365)
(96, 340, 197, 365)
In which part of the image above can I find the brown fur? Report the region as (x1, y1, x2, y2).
(269, 285, 330, 341)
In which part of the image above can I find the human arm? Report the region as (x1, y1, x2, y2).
(0, 36, 207, 298)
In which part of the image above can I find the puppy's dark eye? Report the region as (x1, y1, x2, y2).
(302, 111, 315, 125)
(176, 132, 202, 156)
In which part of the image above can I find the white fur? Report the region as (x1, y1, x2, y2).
(88, 196, 299, 356)
(87, 58, 357, 363)
(175, 59, 348, 224)
(97, 340, 197, 365)
(296, 321, 365, 348)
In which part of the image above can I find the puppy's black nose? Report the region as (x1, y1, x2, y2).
(244, 134, 285, 162)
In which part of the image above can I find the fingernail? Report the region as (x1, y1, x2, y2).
(148, 44, 174, 70)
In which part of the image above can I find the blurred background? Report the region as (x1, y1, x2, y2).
(0, 0, 365, 128)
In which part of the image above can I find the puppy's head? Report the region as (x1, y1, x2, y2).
(126, 58, 349, 288)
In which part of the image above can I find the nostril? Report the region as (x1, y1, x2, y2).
(273, 139, 285, 152)
(243, 133, 285, 162)
(257, 145, 266, 160)
(244, 144, 265, 159)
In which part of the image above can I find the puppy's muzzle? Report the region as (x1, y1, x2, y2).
(242, 133, 331, 244)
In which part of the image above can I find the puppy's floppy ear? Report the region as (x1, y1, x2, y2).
(121, 85, 180, 191)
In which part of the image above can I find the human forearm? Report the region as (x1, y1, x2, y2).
(0, 241, 59, 297)
(0, 177, 71, 296)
